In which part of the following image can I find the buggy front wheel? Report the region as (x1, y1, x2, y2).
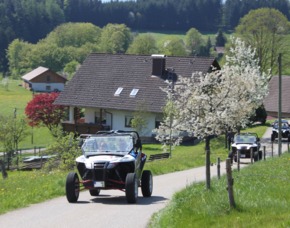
(66, 172, 80, 203)
(125, 173, 138, 204)
(141, 170, 153, 197)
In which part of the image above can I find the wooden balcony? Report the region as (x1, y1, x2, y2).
(61, 122, 111, 135)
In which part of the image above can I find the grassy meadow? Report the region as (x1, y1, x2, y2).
(0, 79, 55, 150)
(0, 79, 31, 116)
(149, 152, 290, 228)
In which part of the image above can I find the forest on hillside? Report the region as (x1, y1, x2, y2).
(0, 0, 289, 73)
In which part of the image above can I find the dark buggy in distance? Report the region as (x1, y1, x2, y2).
(271, 120, 290, 142)
(65, 130, 153, 204)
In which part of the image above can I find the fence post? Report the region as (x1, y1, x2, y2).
(0, 160, 8, 179)
(250, 148, 254, 164)
(34, 146, 36, 156)
(263, 146, 266, 161)
(271, 142, 274, 157)
(226, 158, 235, 208)
(217, 157, 221, 179)
(40, 150, 43, 168)
(237, 150, 240, 171)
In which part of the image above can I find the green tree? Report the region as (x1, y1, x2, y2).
(160, 37, 187, 56)
(224, 0, 290, 30)
(126, 34, 158, 54)
(44, 130, 81, 171)
(44, 22, 102, 48)
(6, 39, 33, 78)
(7, 23, 101, 76)
(215, 29, 227, 46)
(235, 8, 290, 75)
(99, 23, 132, 53)
(131, 102, 148, 135)
(0, 115, 28, 169)
(63, 60, 80, 80)
(199, 37, 212, 57)
(185, 28, 204, 56)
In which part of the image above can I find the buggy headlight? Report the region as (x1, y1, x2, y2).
(85, 162, 94, 169)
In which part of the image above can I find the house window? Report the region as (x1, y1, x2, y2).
(46, 85, 51, 91)
(130, 88, 139, 97)
(155, 121, 161, 128)
(47, 75, 51, 82)
(95, 110, 106, 124)
(114, 87, 123, 96)
(155, 115, 163, 128)
(125, 116, 133, 128)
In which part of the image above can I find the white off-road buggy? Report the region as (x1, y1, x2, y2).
(228, 132, 262, 163)
(65, 130, 153, 204)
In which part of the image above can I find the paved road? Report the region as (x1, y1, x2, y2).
(0, 127, 287, 228)
(259, 126, 289, 157)
(0, 163, 232, 228)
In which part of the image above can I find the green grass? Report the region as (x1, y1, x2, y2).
(149, 153, 290, 227)
(139, 30, 217, 50)
(144, 136, 229, 175)
(0, 79, 32, 116)
(0, 79, 55, 150)
(241, 123, 271, 138)
(0, 170, 67, 214)
(19, 127, 55, 149)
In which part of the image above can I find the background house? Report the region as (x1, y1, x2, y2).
(22, 66, 67, 92)
(54, 53, 220, 137)
(264, 76, 290, 118)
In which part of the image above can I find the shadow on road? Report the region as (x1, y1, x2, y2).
(75, 194, 168, 205)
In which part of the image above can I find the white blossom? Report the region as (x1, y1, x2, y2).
(155, 37, 270, 144)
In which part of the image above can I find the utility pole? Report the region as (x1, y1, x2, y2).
(278, 53, 282, 156)
(167, 67, 175, 158)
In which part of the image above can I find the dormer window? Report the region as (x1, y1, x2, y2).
(114, 87, 123, 96)
(130, 88, 139, 97)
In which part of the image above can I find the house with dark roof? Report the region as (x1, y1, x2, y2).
(21, 66, 67, 92)
(264, 76, 290, 118)
(54, 53, 220, 137)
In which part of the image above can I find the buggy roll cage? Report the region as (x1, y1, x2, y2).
(94, 130, 142, 152)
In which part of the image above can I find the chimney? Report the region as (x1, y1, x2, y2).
(151, 54, 166, 77)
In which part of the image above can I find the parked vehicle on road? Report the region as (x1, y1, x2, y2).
(271, 120, 290, 142)
(228, 132, 262, 163)
(65, 130, 153, 204)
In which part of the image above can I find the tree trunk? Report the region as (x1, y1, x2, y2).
(205, 136, 211, 189)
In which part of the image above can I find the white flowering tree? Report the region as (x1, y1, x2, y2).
(155, 37, 270, 189)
